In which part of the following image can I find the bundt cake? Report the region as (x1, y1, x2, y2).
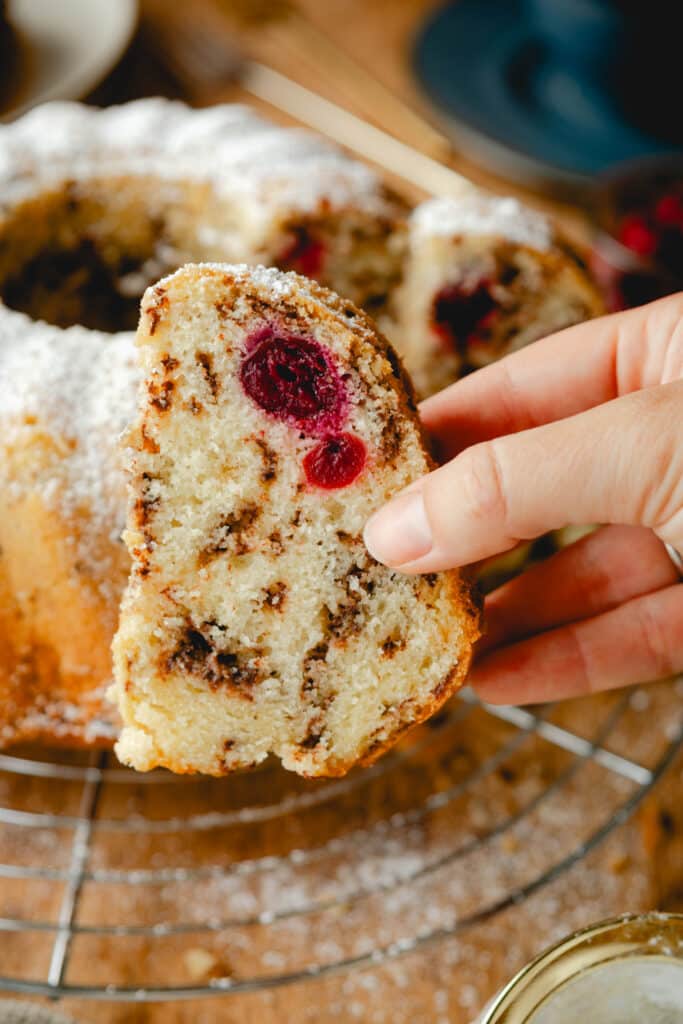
(0, 99, 405, 326)
(0, 98, 405, 749)
(0, 98, 602, 760)
(393, 194, 604, 398)
(111, 264, 480, 777)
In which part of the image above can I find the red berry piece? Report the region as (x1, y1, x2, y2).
(303, 434, 366, 490)
(241, 328, 347, 434)
(279, 228, 326, 278)
(618, 215, 658, 257)
(432, 279, 498, 355)
(654, 193, 683, 227)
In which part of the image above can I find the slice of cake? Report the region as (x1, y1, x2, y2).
(111, 264, 480, 778)
(393, 193, 603, 398)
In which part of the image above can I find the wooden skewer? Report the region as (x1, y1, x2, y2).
(212, 0, 455, 161)
(145, 6, 473, 199)
(270, 11, 455, 162)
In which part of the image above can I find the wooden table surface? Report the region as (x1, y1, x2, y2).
(94, 0, 590, 231)
(2, 3, 682, 1022)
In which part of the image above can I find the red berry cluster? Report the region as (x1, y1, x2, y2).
(240, 327, 366, 490)
(618, 190, 683, 267)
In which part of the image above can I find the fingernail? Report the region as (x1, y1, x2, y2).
(364, 490, 433, 567)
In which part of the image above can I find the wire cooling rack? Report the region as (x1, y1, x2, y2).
(0, 682, 681, 1003)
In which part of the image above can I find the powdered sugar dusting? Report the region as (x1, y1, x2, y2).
(530, 959, 683, 1022)
(151, 261, 324, 307)
(0, 99, 391, 219)
(412, 194, 553, 251)
(0, 307, 139, 593)
(12, 688, 119, 744)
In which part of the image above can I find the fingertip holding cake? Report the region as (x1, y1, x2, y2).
(111, 264, 481, 778)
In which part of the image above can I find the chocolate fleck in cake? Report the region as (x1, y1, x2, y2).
(112, 264, 480, 778)
(393, 192, 604, 399)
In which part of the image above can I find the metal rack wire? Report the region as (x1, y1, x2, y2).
(0, 683, 681, 1002)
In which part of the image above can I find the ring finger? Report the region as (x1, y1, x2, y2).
(480, 524, 680, 655)
(472, 583, 683, 704)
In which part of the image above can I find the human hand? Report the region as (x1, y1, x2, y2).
(364, 294, 683, 703)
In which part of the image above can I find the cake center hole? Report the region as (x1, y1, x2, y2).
(0, 239, 163, 333)
(0, 187, 183, 333)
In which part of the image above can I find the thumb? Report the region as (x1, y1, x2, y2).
(364, 381, 683, 572)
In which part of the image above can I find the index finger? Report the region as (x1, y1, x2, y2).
(420, 292, 683, 460)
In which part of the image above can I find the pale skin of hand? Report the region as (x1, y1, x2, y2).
(364, 293, 683, 704)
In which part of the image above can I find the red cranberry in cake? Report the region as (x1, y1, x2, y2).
(112, 264, 480, 778)
(432, 279, 498, 355)
(240, 328, 347, 435)
(303, 433, 366, 490)
(279, 227, 326, 279)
